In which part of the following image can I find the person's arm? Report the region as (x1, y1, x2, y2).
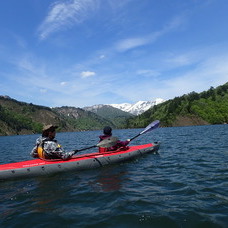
(118, 139, 130, 147)
(30, 137, 42, 158)
(43, 140, 74, 160)
(30, 146, 38, 158)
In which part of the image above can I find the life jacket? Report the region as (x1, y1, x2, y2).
(99, 147, 108, 153)
(36, 138, 61, 159)
(37, 146, 46, 159)
(98, 135, 111, 153)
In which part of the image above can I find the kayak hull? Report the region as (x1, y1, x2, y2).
(0, 142, 160, 181)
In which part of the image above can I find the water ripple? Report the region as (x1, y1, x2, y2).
(0, 125, 228, 227)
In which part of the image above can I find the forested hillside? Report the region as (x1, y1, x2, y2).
(1, 82, 227, 135)
(53, 106, 115, 130)
(0, 97, 116, 136)
(83, 105, 133, 128)
(0, 97, 55, 135)
(126, 82, 228, 128)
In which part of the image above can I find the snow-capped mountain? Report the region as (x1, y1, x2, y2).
(110, 98, 165, 115)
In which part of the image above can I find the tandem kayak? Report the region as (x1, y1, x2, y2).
(0, 142, 160, 181)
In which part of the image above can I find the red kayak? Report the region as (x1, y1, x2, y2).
(0, 142, 160, 181)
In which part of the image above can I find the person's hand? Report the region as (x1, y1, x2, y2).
(69, 151, 76, 156)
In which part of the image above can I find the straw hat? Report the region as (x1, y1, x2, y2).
(42, 124, 58, 132)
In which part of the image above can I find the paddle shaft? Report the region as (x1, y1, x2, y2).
(73, 136, 119, 154)
(74, 145, 96, 153)
(129, 133, 141, 141)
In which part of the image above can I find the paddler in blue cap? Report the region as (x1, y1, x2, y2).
(31, 124, 74, 160)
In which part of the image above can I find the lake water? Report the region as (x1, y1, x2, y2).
(0, 125, 227, 227)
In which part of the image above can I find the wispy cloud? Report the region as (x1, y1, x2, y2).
(165, 54, 192, 66)
(60, 81, 67, 86)
(40, 88, 48, 94)
(100, 49, 228, 103)
(136, 69, 160, 78)
(38, 0, 99, 40)
(80, 71, 96, 78)
(115, 15, 185, 52)
(115, 37, 150, 52)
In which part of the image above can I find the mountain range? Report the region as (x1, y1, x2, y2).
(108, 98, 165, 115)
(0, 96, 164, 136)
(0, 96, 152, 135)
(1, 82, 227, 136)
(83, 98, 165, 116)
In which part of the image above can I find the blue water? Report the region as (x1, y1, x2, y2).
(0, 125, 228, 227)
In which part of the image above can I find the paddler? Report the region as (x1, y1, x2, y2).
(30, 124, 74, 160)
(98, 126, 130, 153)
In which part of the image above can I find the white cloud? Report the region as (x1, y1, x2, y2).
(115, 37, 150, 52)
(165, 54, 192, 67)
(136, 69, 160, 77)
(38, 0, 98, 40)
(60, 81, 67, 86)
(40, 88, 47, 94)
(18, 58, 36, 73)
(80, 71, 96, 78)
(156, 55, 228, 98)
(115, 15, 186, 52)
(103, 51, 228, 103)
(99, 55, 105, 59)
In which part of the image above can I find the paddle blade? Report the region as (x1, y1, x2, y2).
(97, 136, 119, 148)
(140, 120, 160, 135)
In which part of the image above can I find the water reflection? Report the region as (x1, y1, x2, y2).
(89, 167, 128, 192)
(0, 179, 37, 220)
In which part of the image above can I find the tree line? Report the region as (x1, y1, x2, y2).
(126, 82, 228, 128)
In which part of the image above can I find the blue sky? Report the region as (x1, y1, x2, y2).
(0, 0, 228, 108)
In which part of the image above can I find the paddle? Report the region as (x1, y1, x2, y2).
(129, 120, 160, 142)
(73, 120, 159, 155)
(73, 136, 119, 154)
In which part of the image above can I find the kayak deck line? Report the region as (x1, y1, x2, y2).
(0, 142, 160, 180)
(72, 143, 154, 160)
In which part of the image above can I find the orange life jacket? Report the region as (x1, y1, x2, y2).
(37, 146, 46, 159)
(37, 141, 61, 159)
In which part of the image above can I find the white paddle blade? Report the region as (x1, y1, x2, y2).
(97, 136, 119, 148)
(140, 120, 160, 135)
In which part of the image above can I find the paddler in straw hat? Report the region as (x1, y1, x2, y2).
(30, 124, 74, 160)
